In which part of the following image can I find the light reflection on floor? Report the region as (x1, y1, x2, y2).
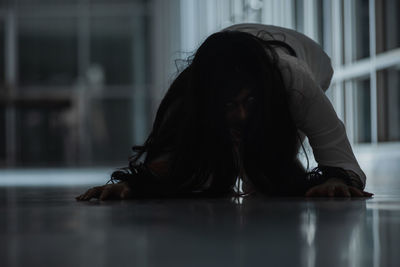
(0, 168, 110, 186)
(0, 152, 400, 267)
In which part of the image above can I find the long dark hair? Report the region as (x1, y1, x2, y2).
(113, 30, 308, 197)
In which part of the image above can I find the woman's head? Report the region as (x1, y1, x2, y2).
(129, 30, 304, 196)
(188, 31, 276, 131)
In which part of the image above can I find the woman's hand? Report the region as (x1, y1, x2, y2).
(305, 178, 374, 198)
(75, 182, 132, 201)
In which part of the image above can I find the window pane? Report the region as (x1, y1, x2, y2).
(16, 101, 72, 166)
(90, 16, 134, 86)
(295, 0, 304, 33)
(18, 17, 78, 86)
(382, 0, 400, 51)
(353, 0, 370, 60)
(379, 66, 400, 141)
(353, 77, 371, 143)
(90, 0, 145, 4)
(16, 0, 79, 6)
(316, 0, 325, 47)
(89, 98, 134, 165)
(244, 0, 262, 22)
(0, 107, 5, 162)
(0, 19, 4, 86)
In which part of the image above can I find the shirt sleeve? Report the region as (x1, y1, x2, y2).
(283, 58, 367, 189)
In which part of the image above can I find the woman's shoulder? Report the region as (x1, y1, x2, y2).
(277, 51, 319, 99)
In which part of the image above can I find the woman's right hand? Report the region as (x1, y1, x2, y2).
(75, 182, 132, 201)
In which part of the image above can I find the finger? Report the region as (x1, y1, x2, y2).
(76, 192, 89, 201)
(305, 187, 319, 197)
(78, 190, 92, 201)
(120, 186, 132, 199)
(327, 185, 336, 197)
(82, 187, 102, 201)
(363, 191, 374, 197)
(336, 185, 351, 197)
(75, 194, 85, 201)
(306, 186, 327, 197)
(99, 188, 112, 201)
(348, 187, 364, 197)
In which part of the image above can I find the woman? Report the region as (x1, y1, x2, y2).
(76, 24, 373, 201)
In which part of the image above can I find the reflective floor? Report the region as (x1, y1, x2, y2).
(1, 170, 399, 267)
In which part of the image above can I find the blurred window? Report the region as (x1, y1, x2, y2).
(352, 0, 370, 60)
(90, 16, 134, 86)
(15, 100, 72, 166)
(316, 0, 324, 47)
(18, 17, 78, 87)
(16, 0, 79, 5)
(378, 66, 400, 141)
(244, 0, 262, 22)
(381, 0, 400, 52)
(0, 19, 4, 86)
(352, 77, 371, 143)
(0, 19, 5, 164)
(0, 108, 5, 162)
(90, 0, 142, 4)
(89, 98, 134, 165)
(295, 0, 304, 33)
(3, 1, 150, 167)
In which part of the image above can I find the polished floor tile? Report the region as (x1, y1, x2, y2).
(0, 173, 399, 267)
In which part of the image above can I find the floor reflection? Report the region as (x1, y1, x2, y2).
(1, 185, 399, 267)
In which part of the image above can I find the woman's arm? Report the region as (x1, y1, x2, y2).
(284, 62, 368, 195)
(299, 87, 366, 189)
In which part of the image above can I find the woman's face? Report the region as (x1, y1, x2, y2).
(224, 88, 255, 135)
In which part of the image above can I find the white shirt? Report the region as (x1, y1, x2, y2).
(223, 23, 366, 188)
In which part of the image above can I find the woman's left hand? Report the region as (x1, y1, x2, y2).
(305, 178, 374, 197)
(75, 182, 132, 201)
